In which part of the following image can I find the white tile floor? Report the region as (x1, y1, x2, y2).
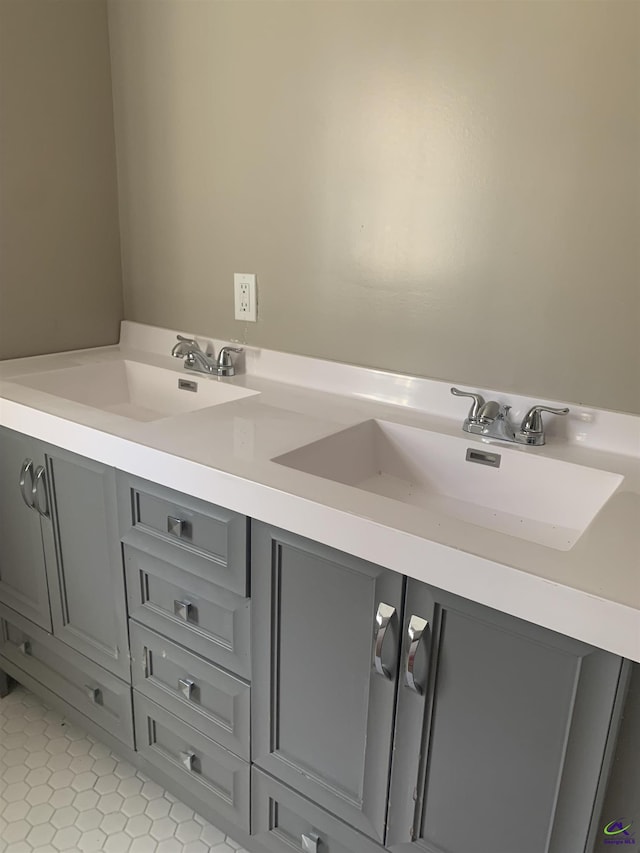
(0, 685, 250, 853)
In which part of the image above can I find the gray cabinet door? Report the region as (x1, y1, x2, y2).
(387, 579, 627, 853)
(0, 427, 52, 631)
(44, 445, 129, 680)
(252, 522, 404, 844)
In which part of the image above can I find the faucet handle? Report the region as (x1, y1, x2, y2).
(217, 346, 243, 368)
(518, 405, 569, 445)
(171, 335, 202, 359)
(450, 388, 486, 423)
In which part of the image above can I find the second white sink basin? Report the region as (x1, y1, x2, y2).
(274, 419, 623, 550)
(15, 360, 259, 422)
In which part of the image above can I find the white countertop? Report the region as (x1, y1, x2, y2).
(1, 322, 639, 661)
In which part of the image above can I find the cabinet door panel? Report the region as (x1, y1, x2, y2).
(387, 580, 626, 853)
(252, 523, 404, 844)
(45, 447, 129, 680)
(0, 428, 51, 631)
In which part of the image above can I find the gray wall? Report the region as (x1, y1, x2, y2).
(0, 0, 123, 360)
(108, 0, 640, 414)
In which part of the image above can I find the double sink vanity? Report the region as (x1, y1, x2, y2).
(0, 321, 638, 853)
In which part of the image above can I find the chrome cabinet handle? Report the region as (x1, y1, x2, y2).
(373, 602, 396, 680)
(174, 600, 193, 622)
(180, 750, 197, 772)
(84, 685, 101, 704)
(405, 615, 428, 694)
(167, 515, 185, 537)
(301, 833, 320, 853)
(32, 466, 49, 518)
(19, 459, 35, 509)
(178, 678, 196, 700)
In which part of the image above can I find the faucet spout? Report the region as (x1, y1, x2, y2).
(481, 405, 516, 442)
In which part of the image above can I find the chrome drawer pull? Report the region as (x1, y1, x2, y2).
(405, 615, 428, 694)
(32, 466, 49, 518)
(18, 641, 31, 656)
(180, 750, 197, 772)
(167, 516, 185, 537)
(84, 685, 101, 704)
(301, 833, 320, 853)
(178, 678, 196, 700)
(373, 602, 396, 680)
(19, 459, 35, 509)
(174, 600, 193, 622)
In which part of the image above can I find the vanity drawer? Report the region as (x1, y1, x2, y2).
(0, 609, 134, 748)
(134, 692, 250, 832)
(130, 622, 250, 759)
(124, 545, 251, 679)
(252, 769, 385, 853)
(118, 472, 249, 596)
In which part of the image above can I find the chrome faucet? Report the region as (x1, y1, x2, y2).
(171, 335, 243, 377)
(451, 388, 569, 446)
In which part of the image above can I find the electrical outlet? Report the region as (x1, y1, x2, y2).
(234, 273, 257, 322)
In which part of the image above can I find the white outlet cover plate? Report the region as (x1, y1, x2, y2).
(234, 273, 257, 322)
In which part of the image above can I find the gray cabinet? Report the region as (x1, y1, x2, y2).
(387, 580, 627, 853)
(252, 524, 627, 852)
(45, 446, 129, 680)
(0, 428, 129, 679)
(121, 473, 252, 832)
(0, 427, 55, 631)
(252, 522, 405, 844)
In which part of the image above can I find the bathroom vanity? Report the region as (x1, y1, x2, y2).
(0, 323, 638, 853)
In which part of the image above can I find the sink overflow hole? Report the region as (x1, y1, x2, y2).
(466, 448, 501, 468)
(178, 379, 198, 393)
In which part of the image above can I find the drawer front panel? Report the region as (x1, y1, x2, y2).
(124, 546, 251, 679)
(134, 692, 249, 831)
(130, 623, 250, 759)
(0, 612, 134, 748)
(118, 473, 248, 595)
(252, 769, 385, 853)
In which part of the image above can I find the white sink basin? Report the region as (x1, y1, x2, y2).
(273, 419, 623, 550)
(15, 360, 259, 422)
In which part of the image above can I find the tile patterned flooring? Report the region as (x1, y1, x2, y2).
(0, 685, 249, 853)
